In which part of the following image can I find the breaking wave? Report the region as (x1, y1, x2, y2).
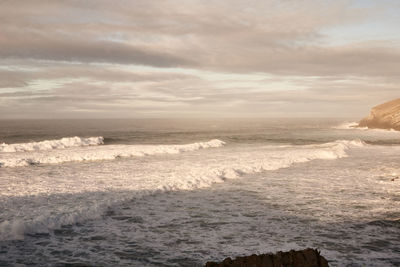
(0, 139, 226, 167)
(0, 139, 366, 240)
(332, 122, 400, 133)
(0, 136, 104, 153)
(214, 139, 366, 179)
(332, 122, 364, 130)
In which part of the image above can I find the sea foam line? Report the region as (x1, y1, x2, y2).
(0, 136, 104, 153)
(0, 139, 226, 167)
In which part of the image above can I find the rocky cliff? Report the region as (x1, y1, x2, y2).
(205, 248, 329, 267)
(359, 98, 400, 130)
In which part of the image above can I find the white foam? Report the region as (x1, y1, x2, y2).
(0, 139, 226, 167)
(0, 139, 364, 240)
(211, 140, 366, 179)
(367, 127, 398, 133)
(0, 136, 104, 153)
(333, 122, 400, 133)
(332, 122, 365, 130)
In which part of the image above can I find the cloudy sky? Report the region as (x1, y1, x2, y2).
(1, 0, 399, 119)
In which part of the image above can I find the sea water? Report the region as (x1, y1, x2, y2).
(0, 119, 399, 266)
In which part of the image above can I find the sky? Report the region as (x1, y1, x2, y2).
(0, 0, 399, 119)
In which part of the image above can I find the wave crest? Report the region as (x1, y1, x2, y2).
(332, 122, 364, 130)
(0, 139, 363, 240)
(0, 139, 226, 167)
(0, 136, 104, 153)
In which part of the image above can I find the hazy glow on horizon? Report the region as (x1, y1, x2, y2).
(0, 0, 399, 119)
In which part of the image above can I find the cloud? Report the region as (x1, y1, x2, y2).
(0, 64, 198, 89)
(1, 0, 392, 76)
(0, 0, 399, 118)
(0, 34, 193, 67)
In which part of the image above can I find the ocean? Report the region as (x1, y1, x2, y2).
(0, 118, 399, 266)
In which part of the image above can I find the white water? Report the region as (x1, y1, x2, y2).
(332, 121, 362, 130)
(333, 121, 398, 132)
(0, 136, 104, 153)
(1, 122, 399, 266)
(0, 139, 225, 167)
(0, 139, 363, 241)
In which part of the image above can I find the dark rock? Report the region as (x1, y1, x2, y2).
(359, 98, 400, 130)
(205, 248, 329, 267)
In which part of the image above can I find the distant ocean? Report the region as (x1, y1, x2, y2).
(0, 119, 399, 266)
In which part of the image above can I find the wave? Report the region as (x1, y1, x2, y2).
(0, 139, 365, 240)
(214, 139, 366, 179)
(0, 139, 226, 167)
(333, 122, 400, 133)
(0, 136, 104, 153)
(332, 122, 366, 130)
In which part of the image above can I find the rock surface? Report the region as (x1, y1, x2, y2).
(205, 248, 329, 267)
(359, 98, 400, 130)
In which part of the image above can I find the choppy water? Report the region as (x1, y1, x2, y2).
(0, 119, 399, 266)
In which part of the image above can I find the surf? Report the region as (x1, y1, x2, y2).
(0, 139, 226, 167)
(0, 139, 365, 240)
(0, 136, 104, 153)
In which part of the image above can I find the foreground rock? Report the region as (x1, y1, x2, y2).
(359, 98, 400, 130)
(205, 248, 329, 267)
